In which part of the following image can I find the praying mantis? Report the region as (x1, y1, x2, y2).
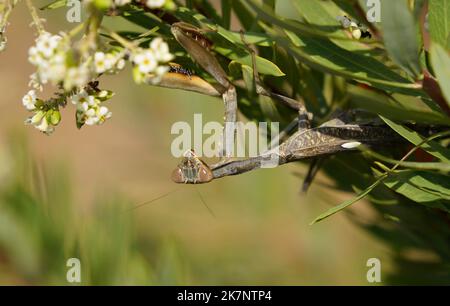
(153, 22, 434, 186)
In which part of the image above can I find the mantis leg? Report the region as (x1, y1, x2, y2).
(171, 23, 237, 159)
(239, 31, 312, 132)
(222, 85, 237, 158)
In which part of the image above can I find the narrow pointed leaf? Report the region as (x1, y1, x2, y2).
(380, 0, 421, 78)
(429, 0, 450, 49)
(381, 116, 450, 163)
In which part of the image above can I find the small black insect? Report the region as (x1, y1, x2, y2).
(337, 16, 372, 40)
(360, 28, 372, 39)
(87, 81, 100, 92)
(169, 64, 194, 79)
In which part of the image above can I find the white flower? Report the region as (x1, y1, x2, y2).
(22, 90, 37, 110)
(28, 31, 71, 87)
(150, 37, 174, 62)
(28, 46, 38, 62)
(30, 111, 45, 125)
(155, 65, 170, 76)
(26, 111, 54, 135)
(132, 49, 157, 74)
(94, 52, 114, 74)
(114, 0, 132, 6)
(71, 90, 90, 104)
(95, 52, 125, 74)
(146, 0, 166, 9)
(146, 65, 170, 85)
(131, 39, 172, 84)
(73, 90, 112, 127)
(94, 52, 107, 74)
(36, 32, 61, 58)
(28, 73, 43, 91)
(116, 58, 126, 70)
(64, 65, 90, 90)
(98, 90, 109, 98)
(35, 116, 54, 134)
(47, 53, 67, 83)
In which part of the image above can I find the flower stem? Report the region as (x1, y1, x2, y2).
(1, 0, 20, 30)
(84, 8, 103, 51)
(102, 27, 136, 50)
(68, 22, 86, 39)
(25, 0, 44, 34)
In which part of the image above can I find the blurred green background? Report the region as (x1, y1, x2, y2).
(0, 1, 397, 285)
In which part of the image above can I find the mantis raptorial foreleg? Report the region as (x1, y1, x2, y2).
(167, 23, 317, 184)
(171, 22, 236, 159)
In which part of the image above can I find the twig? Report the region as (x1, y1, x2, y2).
(25, 0, 44, 34)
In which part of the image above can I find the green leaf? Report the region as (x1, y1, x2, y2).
(232, 0, 258, 31)
(215, 28, 274, 47)
(221, 0, 231, 29)
(348, 85, 450, 125)
(263, 0, 276, 10)
(50, 110, 61, 126)
(380, 0, 421, 78)
(246, 0, 370, 42)
(292, 0, 376, 52)
(121, 11, 171, 36)
(40, 0, 67, 10)
(311, 179, 382, 224)
(272, 28, 420, 94)
(173, 7, 284, 76)
(430, 43, 450, 108)
(364, 149, 450, 172)
(174, 7, 273, 46)
(214, 45, 285, 77)
(380, 116, 450, 163)
(383, 170, 450, 204)
(241, 65, 256, 94)
(246, 1, 421, 94)
(193, 0, 223, 24)
(429, 0, 450, 49)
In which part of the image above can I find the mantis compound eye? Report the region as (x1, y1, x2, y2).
(171, 167, 185, 184)
(197, 166, 214, 184)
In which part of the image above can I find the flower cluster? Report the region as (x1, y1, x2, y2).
(131, 37, 174, 84)
(27, 31, 128, 91)
(21, 1, 174, 135)
(28, 31, 72, 90)
(22, 90, 61, 134)
(72, 88, 113, 128)
(94, 51, 126, 74)
(23, 29, 131, 134)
